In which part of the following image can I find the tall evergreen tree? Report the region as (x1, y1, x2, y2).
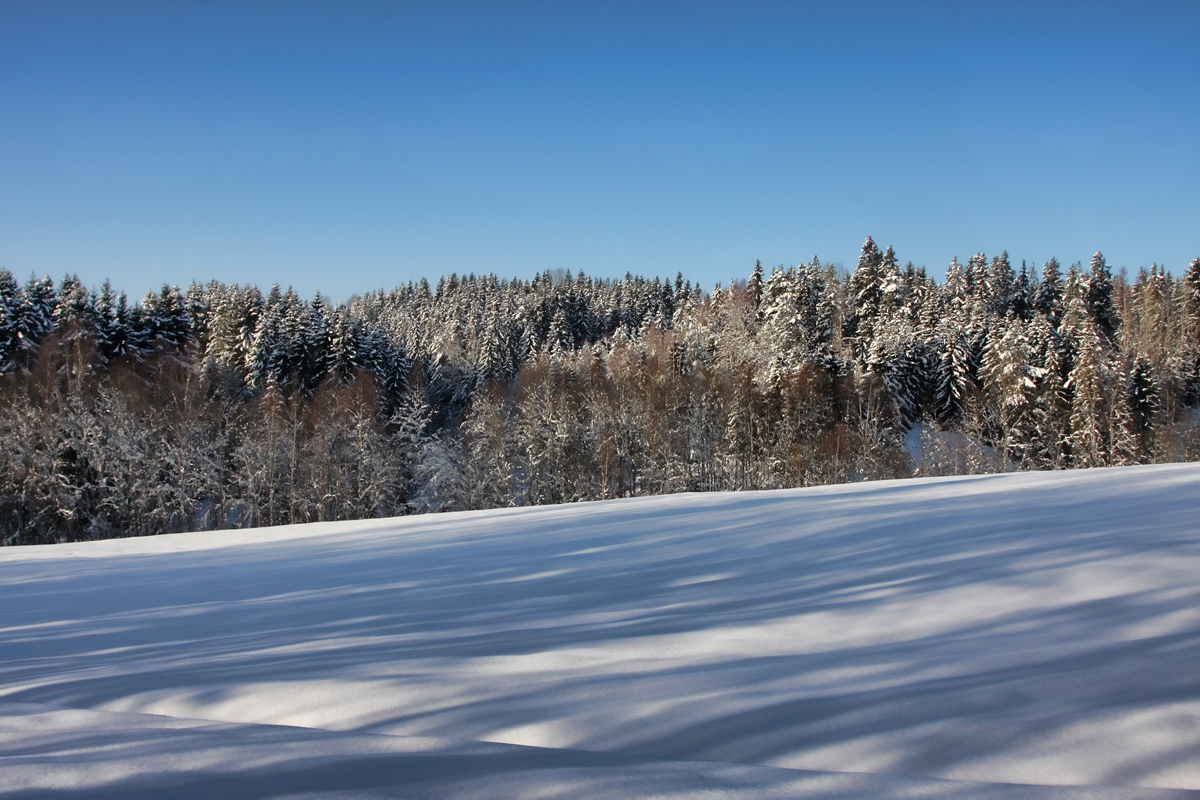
(1124, 355, 1159, 460)
(747, 260, 764, 316)
(1066, 323, 1110, 467)
(846, 237, 885, 361)
(1034, 257, 1063, 324)
(0, 271, 21, 371)
(985, 252, 1015, 318)
(1182, 257, 1200, 350)
(1086, 252, 1120, 346)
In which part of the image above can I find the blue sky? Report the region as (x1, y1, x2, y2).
(2, 1, 1197, 302)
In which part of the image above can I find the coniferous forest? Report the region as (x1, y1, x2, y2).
(3, 238, 1200, 545)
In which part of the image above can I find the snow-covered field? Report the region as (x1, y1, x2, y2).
(3, 464, 1200, 799)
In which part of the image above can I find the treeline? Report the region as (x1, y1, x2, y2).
(3, 240, 1200, 544)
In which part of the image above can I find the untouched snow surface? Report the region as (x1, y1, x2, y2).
(2, 464, 1200, 798)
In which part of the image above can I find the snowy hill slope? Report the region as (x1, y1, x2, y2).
(2, 464, 1200, 798)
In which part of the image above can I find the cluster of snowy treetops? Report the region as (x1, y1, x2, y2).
(3, 238, 1200, 544)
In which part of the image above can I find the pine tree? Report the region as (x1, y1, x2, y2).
(1027, 320, 1071, 468)
(1086, 252, 1120, 346)
(0, 270, 21, 371)
(297, 295, 329, 392)
(868, 321, 932, 428)
(477, 304, 510, 385)
(758, 267, 801, 369)
(966, 253, 990, 321)
(92, 280, 130, 363)
(879, 245, 900, 317)
(140, 285, 191, 352)
(204, 284, 262, 384)
(1182, 257, 1200, 350)
(846, 237, 885, 361)
(1011, 261, 1032, 321)
(23, 275, 56, 341)
(246, 301, 284, 389)
(327, 305, 362, 383)
(1035, 257, 1064, 324)
(185, 282, 212, 354)
(747, 260, 764, 316)
(1066, 324, 1109, 467)
(1124, 355, 1159, 461)
(985, 252, 1015, 318)
(53, 275, 94, 336)
(981, 315, 1040, 464)
(943, 257, 967, 306)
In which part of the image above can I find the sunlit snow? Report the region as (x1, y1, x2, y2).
(3, 464, 1199, 798)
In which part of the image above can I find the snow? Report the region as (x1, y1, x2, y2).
(3, 464, 1200, 798)
(904, 422, 1009, 474)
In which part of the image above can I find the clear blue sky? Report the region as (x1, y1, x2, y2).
(2, 1, 1197, 302)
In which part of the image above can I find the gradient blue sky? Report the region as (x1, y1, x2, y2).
(2, 1, 1197, 302)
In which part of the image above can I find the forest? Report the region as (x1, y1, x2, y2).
(3, 238, 1199, 545)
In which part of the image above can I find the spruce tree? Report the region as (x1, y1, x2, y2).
(1066, 324, 1109, 467)
(986, 252, 1015, 318)
(981, 315, 1038, 464)
(53, 275, 93, 335)
(1124, 355, 1159, 460)
(1035, 257, 1064, 324)
(846, 237, 884, 361)
(1182, 257, 1200, 350)
(747, 259, 764, 315)
(0, 270, 21, 371)
(1086, 252, 1120, 346)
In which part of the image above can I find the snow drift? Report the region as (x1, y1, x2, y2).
(2, 464, 1199, 798)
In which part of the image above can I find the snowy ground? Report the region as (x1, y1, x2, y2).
(2, 464, 1200, 798)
